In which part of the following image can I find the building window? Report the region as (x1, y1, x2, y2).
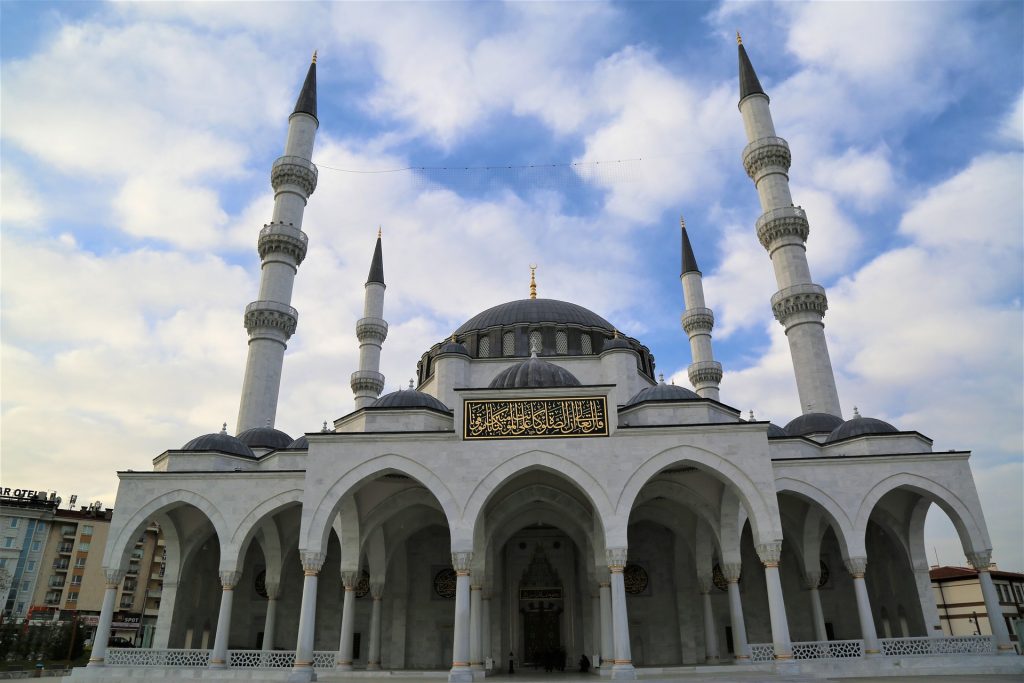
(529, 330, 542, 354)
(21, 581, 29, 592)
(71, 575, 82, 586)
(3, 537, 14, 548)
(0, 559, 7, 568)
(66, 592, 78, 603)
(580, 334, 592, 354)
(15, 602, 24, 613)
(36, 522, 45, 533)
(79, 542, 90, 552)
(502, 331, 515, 357)
(478, 336, 490, 358)
(31, 541, 41, 552)
(26, 560, 35, 573)
(75, 557, 86, 568)
(82, 525, 93, 536)
(8, 519, 17, 528)
(555, 330, 568, 354)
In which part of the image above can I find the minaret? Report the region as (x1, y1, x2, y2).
(351, 230, 388, 409)
(236, 53, 320, 432)
(736, 35, 842, 417)
(679, 218, 723, 401)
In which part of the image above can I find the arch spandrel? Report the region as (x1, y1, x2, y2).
(301, 453, 460, 555)
(614, 444, 781, 547)
(775, 477, 856, 560)
(102, 488, 229, 571)
(854, 472, 991, 558)
(222, 488, 303, 574)
(462, 450, 615, 551)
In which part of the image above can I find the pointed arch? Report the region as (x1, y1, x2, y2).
(223, 488, 303, 573)
(775, 477, 855, 560)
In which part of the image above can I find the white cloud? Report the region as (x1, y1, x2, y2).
(808, 147, 897, 209)
(0, 165, 44, 228)
(1000, 91, 1024, 145)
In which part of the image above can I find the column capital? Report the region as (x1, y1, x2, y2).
(103, 568, 125, 588)
(370, 581, 384, 600)
(451, 551, 473, 575)
(264, 580, 280, 600)
(598, 580, 610, 588)
(756, 541, 783, 567)
(470, 584, 482, 591)
(696, 574, 713, 594)
(721, 562, 742, 583)
(219, 570, 241, 589)
(341, 570, 359, 589)
(606, 546, 628, 571)
(300, 550, 326, 575)
(844, 556, 868, 578)
(966, 550, 993, 571)
(803, 570, 821, 590)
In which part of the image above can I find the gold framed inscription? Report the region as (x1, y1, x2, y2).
(464, 396, 608, 440)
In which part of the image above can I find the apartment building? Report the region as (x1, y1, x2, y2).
(0, 492, 58, 620)
(931, 565, 1024, 652)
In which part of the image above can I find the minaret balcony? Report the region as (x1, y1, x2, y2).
(681, 308, 715, 336)
(351, 370, 385, 396)
(688, 360, 723, 387)
(356, 317, 389, 345)
(244, 300, 298, 337)
(742, 136, 791, 181)
(258, 222, 308, 264)
(755, 206, 809, 250)
(271, 155, 318, 196)
(770, 283, 828, 325)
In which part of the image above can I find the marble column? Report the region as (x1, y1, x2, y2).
(367, 582, 384, 669)
(262, 580, 280, 651)
(599, 580, 613, 667)
(337, 571, 358, 669)
(210, 570, 241, 668)
(968, 551, 1015, 654)
(591, 591, 602, 663)
(87, 568, 125, 667)
(152, 579, 177, 649)
(804, 571, 828, 642)
(697, 574, 719, 663)
(469, 584, 483, 670)
(722, 562, 749, 661)
(606, 548, 635, 679)
(845, 557, 879, 656)
(449, 551, 473, 682)
(291, 551, 325, 681)
(482, 594, 492, 668)
(757, 543, 791, 659)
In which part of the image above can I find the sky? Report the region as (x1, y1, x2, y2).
(1, 1, 1021, 571)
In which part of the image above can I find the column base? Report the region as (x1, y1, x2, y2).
(998, 645, 1018, 655)
(449, 665, 474, 683)
(610, 662, 636, 680)
(85, 658, 104, 668)
(208, 659, 227, 669)
(288, 665, 318, 682)
(336, 661, 354, 671)
(367, 661, 382, 670)
(704, 656, 719, 664)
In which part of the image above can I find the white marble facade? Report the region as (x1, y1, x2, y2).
(79, 45, 1020, 683)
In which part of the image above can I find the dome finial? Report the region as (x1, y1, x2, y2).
(322, 420, 329, 432)
(265, 418, 272, 427)
(312, 49, 318, 64)
(220, 422, 227, 434)
(378, 225, 382, 239)
(749, 409, 756, 421)
(736, 31, 742, 46)
(529, 264, 537, 299)
(658, 373, 665, 384)
(408, 378, 414, 390)
(450, 332, 457, 343)
(529, 336, 540, 357)
(853, 406, 861, 418)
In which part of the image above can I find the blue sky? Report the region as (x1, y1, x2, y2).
(1, 1, 1022, 570)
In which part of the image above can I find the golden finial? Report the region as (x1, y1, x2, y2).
(529, 264, 537, 300)
(312, 50, 318, 64)
(377, 225, 382, 239)
(680, 215, 686, 230)
(450, 333, 457, 343)
(613, 329, 620, 339)
(736, 32, 742, 46)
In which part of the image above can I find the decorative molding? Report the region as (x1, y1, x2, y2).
(696, 574, 713, 594)
(104, 568, 126, 588)
(755, 206, 810, 250)
(219, 570, 241, 589)
(756, 541, 783, 567)
(688, 360, 723, 387)
(263, 580, 280, 600)
(270, 155, 318, 196)
(742, 136, 791, 181)
(771, 283, 828, 325)
(244, 300, 298, 338)
(681, 308, 714, 336)
(844, 556, 868, 578)
(257, 222, 308, 264)
(350, 369, 385, 396)
(355, 317, 389, 345)
(721, 562, 743, 583)
(341, 571, 359, 589)
(966, 550, 993, 571)
(300, 551, 325, 575)
(451, 551, 473, 574)
(606, 547, 628, 571)
(370, 581, 384, 600)
(804, 571, 821, 590)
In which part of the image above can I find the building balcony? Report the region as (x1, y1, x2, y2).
(61, 527, 76, 538)
(48, 578, 65, 588)
(58, 543, 73, 554)
(52, 560, 69, 571)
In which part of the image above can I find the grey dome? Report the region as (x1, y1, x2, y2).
(625, 383, 699, 406)
(438, 340, 469, 356)
(237, 427, 294, 450)
(767, 423, 788, 438)
(784, 412, 844, 437)
(455, 299, 614, 335)
(287, 435, 309, 449)
(182, 432, 255, 458)
(489, 356, 581, 389)
(372, 389, 451, 412)
(602, 337, 632, 351)
(827, 415, 898, 442)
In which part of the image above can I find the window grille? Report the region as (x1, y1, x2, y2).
(580, 334, 592, 354)
(529, 331, 542, 354)
(502, 332, 515, 357)
(555, 330, 568, 354)
(478, 337, 490, 358)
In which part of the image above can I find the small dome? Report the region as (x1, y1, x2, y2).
(602, 337, 632, 351)
(372, 389, 451, 412)
(827, 412, 898, 442)
(767, 423, 788, 438)
(438, 340, 469, 356)
(181, 431, 255, 458)
(625, 382, 699, 406)
(237, 427, 294, 450)
(456, 299, 614, 336)
(287, 435, 309, 449)
(784, 412, 844, 437)
(489, 356, 581, 389)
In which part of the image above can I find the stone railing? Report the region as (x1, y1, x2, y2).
(227, 650, 336, 669)
(748, 643, 775, 662)
(106, 648, 210, 666)
(880, 635, 996, 657)
(792, 639, 864, 659)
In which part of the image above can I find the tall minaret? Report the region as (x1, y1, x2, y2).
(679, 218, 723, 401)
(736, 35, 842, 417)
(236, 53, 319, 432)
(350, 230, 388, 409)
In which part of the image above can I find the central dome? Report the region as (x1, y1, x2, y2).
(455, 299, 614, 335)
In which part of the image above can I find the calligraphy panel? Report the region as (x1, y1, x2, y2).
(464, 397, 609, 440)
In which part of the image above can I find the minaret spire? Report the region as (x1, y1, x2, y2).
(679, 216, 723, 401)
(529, 265, 537, 300)
(737, 40, 842, 417)
(351, 232, 388, 409)
(236, 58, 320, 432)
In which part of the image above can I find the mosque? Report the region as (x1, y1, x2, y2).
(74, 41, 1021, 681)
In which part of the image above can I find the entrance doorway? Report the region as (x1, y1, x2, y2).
(519, 543, 565, 669)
